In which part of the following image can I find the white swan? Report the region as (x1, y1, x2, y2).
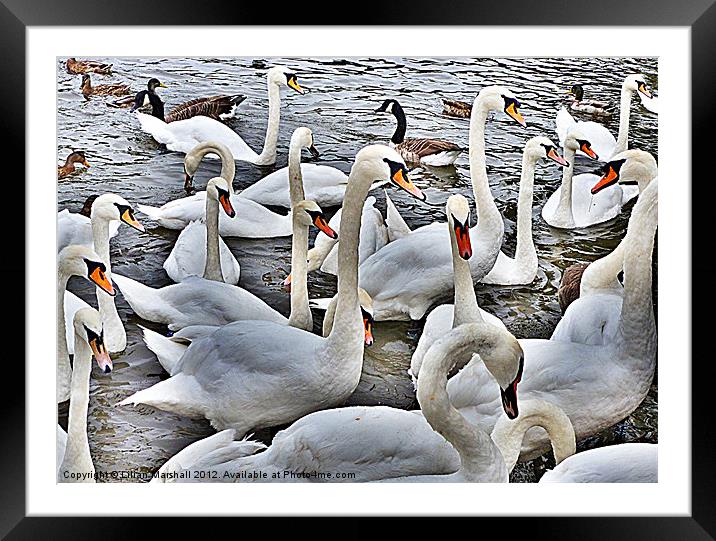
(135, 66, 304, 164)
(57, 307, 112, 482)
(481, 136, 569, 284)
(60, 194, 144, 353)
(357, 85, 527, 321)
(556, 73, 654, 161)
(152, 330, 575, 484)
(117, 145, 426, 436)
(540, 443, 657, 483)
(57, 195, 119, 253)
(163, 173, 241, 285)
(302, 190, 411, 278)
(551, 150, 657, 346)
(436, 177, 658, 462)
(114, 180, 336, 332)
(57, 245, 115, 403)
(138, 141, 294, 238)
(409, 195, 507, 386)
(541, 127, 622, 229)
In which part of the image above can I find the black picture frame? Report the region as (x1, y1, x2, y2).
(5, 0, 709, 537)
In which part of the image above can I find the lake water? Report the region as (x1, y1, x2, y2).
(57, 56, 658, 482)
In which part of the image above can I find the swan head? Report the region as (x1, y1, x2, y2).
(147, 78, 167, 92)
(476, 86, 526, 127)
(476, 325, 524, 420)
(268, 66, 306, 95)
(58, 245, 115, 297)
(446, 194, 472, 260)
(358, 288, 375, 347)
(90, 194, 145, 232)
(591, 149, 657, 195)
(290, 127, 320, 158)
(353, 145, 425, 201)
(525, 136, 570, 166)
(624, 74, 653, 99)
(294, 200, 338, 239)
(73, 307, 113, 374)
(183, 141, 234, 184)
(206, 177, 236, 218)
(563, 128, 599, 160)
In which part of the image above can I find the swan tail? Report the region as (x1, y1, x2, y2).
(140, 325, 188, 376)
(137, 204, 164, 222)
(112, 273, 164, 321)
(308, 297, 332, 311)
(152, 429, 266, 483)
(384, 190, 412, 241)
(117, 373, 206, 418)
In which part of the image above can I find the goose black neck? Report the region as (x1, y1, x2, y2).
(390, 101, 407, 144)
(148, 93, 165, 120)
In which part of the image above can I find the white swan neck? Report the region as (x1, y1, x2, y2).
(555, 145, 576, 227)
(287, 138, 306, 207)
(469, 103, 498, 219)
(615, 85, 633, 154)
(581, 241, 626, 295)
(450, 222, 481, 327)
(617, 180, 658, 357)
(60, 334, 94, 477)
(490, 399, 576, 473)
(287, 220, 312, 331)
(194, 142, 236, 190)
(203, 197, 223, 282)
(57, 272, 71, 402)
(255, 80, 281, 165)
(514, 153, 538, 270)
(417, 324, 507, 481)
(326, 161, 371, 351)
(92, 215, 124, 349)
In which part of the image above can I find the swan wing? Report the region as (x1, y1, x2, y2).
(540, 443, 657, 483)
(551, 293, 623, 346)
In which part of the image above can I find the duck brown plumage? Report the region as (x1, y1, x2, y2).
(80, 74, 131, 99)
(441, 98, 472, 119)
(66, 58, 113, 75)
(557, 262, 590, 313)
(58, 151, 90, 179)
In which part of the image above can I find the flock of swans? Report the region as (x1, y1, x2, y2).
(57, 60, 658, 484)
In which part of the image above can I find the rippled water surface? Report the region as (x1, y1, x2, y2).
(57, 56, 658, 482)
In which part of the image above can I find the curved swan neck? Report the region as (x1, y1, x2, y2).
(287, 218, 312, 331)
(417, 324, 507, 481)
(57, 273, 71, 402)
(390, 102, 407, 144)
(490, 399, 576, 473)
(326, 161, 372, 348)
(617, 179, 658, 356)
(203, 197, 223, 282)
(555, 145, 576, 226)
(193, 143, 236, 191)
(469, 100, 501, 226)
(255, 80, 281, 165)
(615, 85, 633, 154)
(515, 153, 538, 268)
(60, 334, 94, 476)
(581, 242, 626, 295)
(450, 222, 481, 326)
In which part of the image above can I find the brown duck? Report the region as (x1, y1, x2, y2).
(58, 151, 90, 179)
(80, 74, 131, 99)
(441, 98, 472, 119)
(66, 58, 113, 75)
(557, 263, 589, 313)
(131, 78, 246, 123)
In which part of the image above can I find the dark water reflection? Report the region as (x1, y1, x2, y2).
(57, 56, 657, 482)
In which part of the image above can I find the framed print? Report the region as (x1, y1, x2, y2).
(4, 0, 711, 536)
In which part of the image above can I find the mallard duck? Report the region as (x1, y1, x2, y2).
(441, 97, 472, 118)
(376, 99, 461, 166)
(79, 74, 131, 99)
(57, 151, 90, 179)
(567, 84, 612, 116)
(132, 81, 246, 123)
(65, 57, 112, 75)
